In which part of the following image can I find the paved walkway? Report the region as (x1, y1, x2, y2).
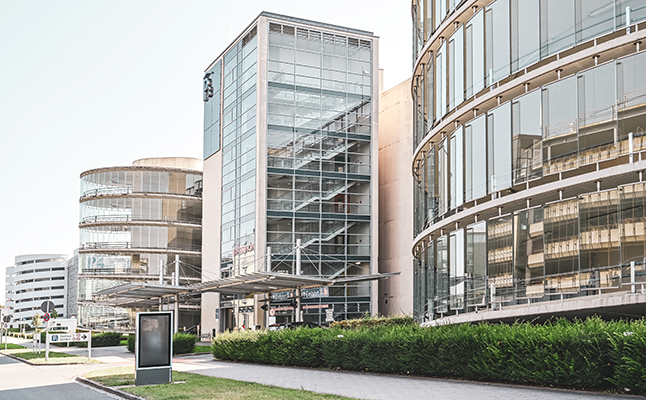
(1, 336, 638, 400)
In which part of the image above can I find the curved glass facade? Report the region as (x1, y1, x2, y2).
(414, 51, 646, 236)
(411, 0, 646, 322)
(78, 163, 203, 330)
(413, 0, 646, 147)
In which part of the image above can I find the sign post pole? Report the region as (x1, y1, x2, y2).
(88, 330, 92, 360)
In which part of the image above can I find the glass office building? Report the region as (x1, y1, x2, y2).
(78, 158, 203, 330)
(411, 0, 646, 321)
(202, 12, 378, 332)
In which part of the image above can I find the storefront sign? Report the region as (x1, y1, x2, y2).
(233, 243, 255, 256)
(271, 290, 294, 301)
(238, 306, 254, 313)
(302, 304, 330, 310)
(301, 286, 329, 299)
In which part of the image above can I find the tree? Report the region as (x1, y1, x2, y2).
(32, 312, 42, 328)
(51, 309, 59, 319)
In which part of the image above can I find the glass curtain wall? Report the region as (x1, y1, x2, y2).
(266, 23, 373, 324)
(414, 51, 646, 231)
(221, 27, 258, 276)
(421, 0, 644, 125)
(204, 61, 222, 159)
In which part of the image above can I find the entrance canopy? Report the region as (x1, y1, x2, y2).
(95, 271, 400, 306)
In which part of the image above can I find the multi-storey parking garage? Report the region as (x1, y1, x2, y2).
(78, 157, 203, 330)
(5, 254, 68, 327)
(411, 0, 646, 323)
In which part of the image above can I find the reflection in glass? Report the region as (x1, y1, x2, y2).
(438, 138, 448, 215)
(436, 235, 449, 313)
(449, 229, 465, 310)
(487, 215, 514, 302)
(512, 90, 542, 184)
(450, 127, 463, 208)
(466, 222, 486, 307)
(578, 62, 617, 165)
(544, 199, 579, 293)
(513, 208, 544, 299)
(579, 190, 620, 290)
(542, 76, 578, 174)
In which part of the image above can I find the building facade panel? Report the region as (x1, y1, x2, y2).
(411, 0, 646, 322)
(6, 254, 68, 327)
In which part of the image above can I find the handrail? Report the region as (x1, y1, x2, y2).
(80, 215, 201, 225)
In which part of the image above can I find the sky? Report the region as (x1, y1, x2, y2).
(0, 1, 412, 305)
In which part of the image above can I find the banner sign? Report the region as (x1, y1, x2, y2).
(301, 286, 329, 299)
(271, 290, 294, 301)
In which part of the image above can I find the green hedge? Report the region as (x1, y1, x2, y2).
(330, 315, 415, 329)
(126, 333, 197, 355)
(127, 334, 135, 352)
(173, 333, 197, 355)
(212, 317, 646, 393)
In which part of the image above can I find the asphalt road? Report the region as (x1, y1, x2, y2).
(0, 352, 116, 400)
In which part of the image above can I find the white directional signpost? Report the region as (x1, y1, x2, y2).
(46, 331, 92, 362)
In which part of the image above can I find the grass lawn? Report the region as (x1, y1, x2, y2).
(0, 348, 99, 364)
(119, 339, 128, 346)
(86, 367, 355, 400)
(0, 343, 26, 350)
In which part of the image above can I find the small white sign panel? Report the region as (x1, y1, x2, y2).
(325, 309, 334, 322)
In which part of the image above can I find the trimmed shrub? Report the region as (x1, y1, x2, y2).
(173, 332, 197, 355)
(74, 331, 122, 348)
(127, 334, 135, 352)
(211, 317, 646, 393)
(330, 315, 415, 329)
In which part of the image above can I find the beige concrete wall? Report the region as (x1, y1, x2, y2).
(201, 151, 222, 335)
(133, 157, 203, 171)
(378, 77, 414, 316)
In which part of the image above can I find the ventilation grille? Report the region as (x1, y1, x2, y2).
(269, 22, 371, 50)
(242, 26, 257, 47)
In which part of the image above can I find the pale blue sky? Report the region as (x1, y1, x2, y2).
(0, 1, 411, 304)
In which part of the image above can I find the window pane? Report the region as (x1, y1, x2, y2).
(540, 0, 575, 57)
(450, 126, 464, 208)
(466, 9, 485, 97)
(465, 115, 487, 201)
(512, 89, 542, 184)
(488, 102, 512, 192)
(486, 0, 510, 84)
(449, 229, 465, 310)
(466, 222, 487, 306)
(511, 0, 540, 71)
(542, 76, 578, 174)
(578, 0, 615, 43)
(448, 26, 464, 110)
(435, 42, 447, 118)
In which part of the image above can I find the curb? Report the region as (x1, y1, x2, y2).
(76, 376, 146, 400)
(0, 351, 97, 366)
